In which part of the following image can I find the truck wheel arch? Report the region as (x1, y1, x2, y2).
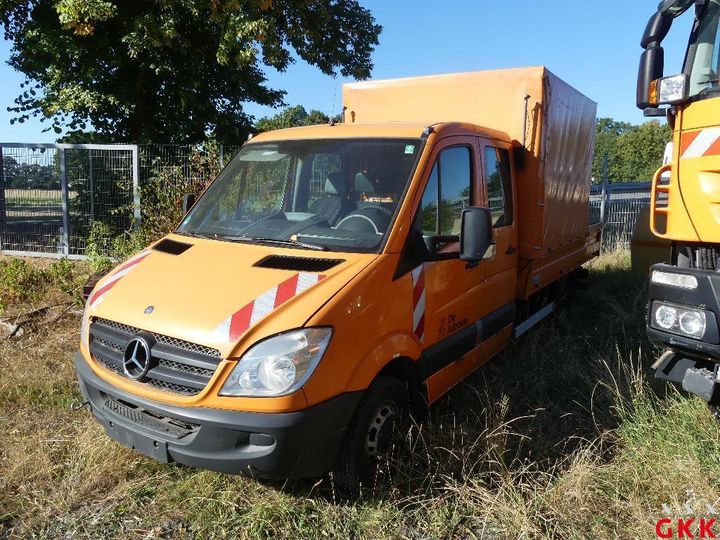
(344, 333, 427, 420)
(377, 356, 428, 420)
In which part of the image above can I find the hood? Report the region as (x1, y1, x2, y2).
(87, 234, 376, 357)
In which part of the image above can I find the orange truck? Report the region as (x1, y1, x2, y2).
(74, 67, 600, 486)
(637, 0, 720, 407)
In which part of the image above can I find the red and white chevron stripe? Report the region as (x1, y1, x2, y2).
(680, 127, 720, 159)
(411, 264, 426, 343)
(213, 272, 326, 342)
(89, 249, 151, 309)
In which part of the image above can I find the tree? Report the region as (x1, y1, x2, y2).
(0, 0, 382, 143)
(254, 105, 330, 132)
(592, 117, 671, 183)
(615, 120, 672, 182)
(592, 118, 633, 181)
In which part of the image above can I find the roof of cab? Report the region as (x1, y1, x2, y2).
(248, 121, 512, 144)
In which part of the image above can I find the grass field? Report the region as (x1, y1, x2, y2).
(3, 188, 78, 208)
(1, 250, 719, 539)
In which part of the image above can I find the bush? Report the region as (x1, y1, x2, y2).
(0, 257, 87, 311)
(85, 141, 221, 270)
(0, 259, 46, 308)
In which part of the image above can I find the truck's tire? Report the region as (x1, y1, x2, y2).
(333, 375, 409, 493)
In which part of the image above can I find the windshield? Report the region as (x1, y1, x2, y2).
(688, 0, 720, 98)
(177, 138, 422, 253)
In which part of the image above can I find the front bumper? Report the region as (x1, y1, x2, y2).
(646, 263, 720, 359)
(654, 351, 720, 405)
(74, 352, 361, 479)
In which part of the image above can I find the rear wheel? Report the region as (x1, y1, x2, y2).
(333, 376, 408, 492)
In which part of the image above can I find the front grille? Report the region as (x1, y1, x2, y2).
(97, 318, 221, 358)
(89, 318, 223, 396)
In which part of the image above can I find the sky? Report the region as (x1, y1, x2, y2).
(0, 0, 696, 143)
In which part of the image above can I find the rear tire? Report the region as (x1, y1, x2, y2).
(333, 376, 409, 493)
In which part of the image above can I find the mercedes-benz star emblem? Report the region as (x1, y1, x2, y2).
(122, 337, 152, 380)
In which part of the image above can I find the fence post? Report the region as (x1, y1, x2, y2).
(599, 154, 610, 224)
(132, 145, 141, 227)
(219, 144, 225, 169)
(0, 146, 6, 249)
(59, 148, 70, 256)
(88, 149, 95, 221)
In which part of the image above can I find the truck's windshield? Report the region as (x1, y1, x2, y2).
(688, 0, 720, 98)
(177, 138, 422, 253)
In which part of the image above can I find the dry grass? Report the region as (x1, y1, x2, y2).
(1, 249, 719, 539)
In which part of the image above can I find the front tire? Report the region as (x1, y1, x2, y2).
(333, 376, 409, 492)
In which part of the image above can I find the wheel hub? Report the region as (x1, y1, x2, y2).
(365, 400, 398, 460)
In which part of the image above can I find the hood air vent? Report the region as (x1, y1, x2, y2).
(255, 255, 344, 272)
(153, 238, 193, 255)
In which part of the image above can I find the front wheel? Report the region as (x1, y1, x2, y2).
(333, 376, 409, 492)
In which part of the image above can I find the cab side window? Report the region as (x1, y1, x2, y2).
(419, 146, 472, 236)
(484, 147, 513, 228)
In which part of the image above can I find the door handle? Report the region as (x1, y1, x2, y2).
(506, 246, 517, 255)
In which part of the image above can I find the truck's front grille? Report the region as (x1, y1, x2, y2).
(89, 318, 223, 396)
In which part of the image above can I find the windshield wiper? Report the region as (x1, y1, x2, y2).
(176, 230, 215, 240)
(224, 235, 327, 251)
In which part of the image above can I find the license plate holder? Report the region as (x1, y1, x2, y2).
(106, 422, 170, 463)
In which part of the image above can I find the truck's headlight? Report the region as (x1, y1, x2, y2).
(219, 328, 332, 397)
(651, 301, 707, 340)
(651, 270, 698, 290)
(649, 74, 689, 106)
(679, 310, 706, 338)
(654, 304, 677, 330)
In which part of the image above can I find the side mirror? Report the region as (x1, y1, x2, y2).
(637, 46, 665, 109)
(460, 207, 493, 262)
(182, 193, 196, 215)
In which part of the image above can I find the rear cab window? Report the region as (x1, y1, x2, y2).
(483, 146, 513, 228)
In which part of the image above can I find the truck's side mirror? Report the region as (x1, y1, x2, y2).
(638, 46, 666, 109)
(460, 207, 493, 262)
(182, 193, 196, 216)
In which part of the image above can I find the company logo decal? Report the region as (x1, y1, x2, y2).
(655, 491, 720, 538)
(213, 272, 326, 342)
(122, 337, 152, 380)
(411, 264, 426, 343)
(680, 127, 720, 159)
(89, 249, 151, 309)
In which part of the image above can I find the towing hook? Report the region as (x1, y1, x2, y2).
(70, 400, 90, 411)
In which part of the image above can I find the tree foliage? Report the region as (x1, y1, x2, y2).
(254, 105, 331, 132)
(592, 117, 672, 183)
(1, 156, 58, 189)
(0, 0, 382, 143)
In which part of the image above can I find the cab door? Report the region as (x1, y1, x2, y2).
(405, 136, 519, 403)
(405, 136, 486, 402)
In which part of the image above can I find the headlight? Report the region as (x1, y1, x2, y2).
(651, 270, 698, 290)
(654, 304, 677, 330)
(679, 310, 706, 338)
(651, 301, 708, 340)
(649, 74, 689, 106)
(219, 328, 332, 397)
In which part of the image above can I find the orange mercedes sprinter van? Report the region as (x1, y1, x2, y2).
(74, 67, 601, 486)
